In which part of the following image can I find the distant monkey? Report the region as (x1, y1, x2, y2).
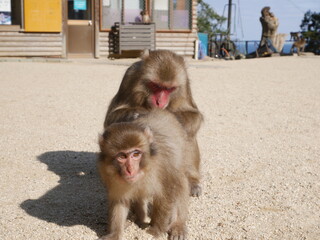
(290, 32, 300, 41)
(98, 110, 189, 240)
(259, 6, 279, 51)
(291, 38, 306, 56)
(141, 10, 151, 23)
(104, 50, 203, 197)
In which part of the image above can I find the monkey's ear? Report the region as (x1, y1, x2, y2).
(140, 49, 150, 60)
(144, 126, 153, 143)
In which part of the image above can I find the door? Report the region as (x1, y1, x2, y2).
(67, 0, 94, 57)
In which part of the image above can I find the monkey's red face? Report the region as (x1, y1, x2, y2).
(115, 148, 143, 183)
(147, 81, 176, 109)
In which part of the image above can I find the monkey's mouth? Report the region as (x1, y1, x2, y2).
(151, 91, 169, 109)
(123, 172, 142, 183)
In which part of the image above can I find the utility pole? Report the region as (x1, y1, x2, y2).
(227, 0, 232, 37)
(121, 0, 125, 23)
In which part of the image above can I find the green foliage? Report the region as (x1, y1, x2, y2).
(300, 10, 320, 54)
(197, 0, 227, 38)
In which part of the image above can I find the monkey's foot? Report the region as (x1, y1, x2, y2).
(136, 221, 149, 229)
(147, 226, 166, 238)
(97, 234, 120, 240)
(168, 225, 187, 240)
(190, 183, 202, 197)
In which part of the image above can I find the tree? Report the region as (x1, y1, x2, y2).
(197, 0, 227, 38)
(300, 10, 320, 54)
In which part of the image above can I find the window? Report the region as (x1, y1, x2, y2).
(100, 0, 191, 31)
(101, 0, 122, 30)
(153, 0, 169, 29)
(68, 0, 92, 20)
(172, 0, 190, 30)
(152, 0, 191, 31)
(124, 0, 144, 23)
(101, 0, 145, 30)
(0, 0, 22, 26)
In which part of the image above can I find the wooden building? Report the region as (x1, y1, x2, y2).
(0, 0, 198, 58)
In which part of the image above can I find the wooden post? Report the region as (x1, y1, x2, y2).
(169, 0, 173, 29)
(62, 0, 67, 58)
(245, 41, 248, 55)
(121, 0, 125, 23)
(94, 0, 99, 58)
(227, 0, 232, 36)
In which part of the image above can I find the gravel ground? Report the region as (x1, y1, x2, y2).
(0, 55, 319, 240)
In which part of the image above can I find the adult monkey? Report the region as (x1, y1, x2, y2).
(104, 50, 203, 196)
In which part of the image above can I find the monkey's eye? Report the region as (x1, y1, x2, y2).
(147, 82, 162, 92)
(116, 153, 127, 162)
(131, 150, 142, 160)
(166, 87, 176, 93)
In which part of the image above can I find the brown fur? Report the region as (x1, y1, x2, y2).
(104, 50, 203, 196)
(98, 110, 189, 240)
(291, 38, 306, 56)
(290, 32, 300, 41)
(141, 10, 151, 23)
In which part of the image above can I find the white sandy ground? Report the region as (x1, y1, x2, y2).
(0, 55, 319, 240)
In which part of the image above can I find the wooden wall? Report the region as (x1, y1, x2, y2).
(0, 32, 64, 57)
(156, 32, 197, 57)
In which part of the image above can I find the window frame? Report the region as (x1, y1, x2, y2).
(100, 0, 122, 31)
(151, 0, 192, 33)
(100, 0, 146, 31)
(99, 0, 193, 33)
(0, 0, 24, 32)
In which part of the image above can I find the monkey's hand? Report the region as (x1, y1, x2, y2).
(174, 110, 203, 137)
(125, 107, 149, 121)
(104, 107, 149, 127)
(129, 111, 147, 121)
(97, 234, 119, 240)
(168, 223, 187, 240)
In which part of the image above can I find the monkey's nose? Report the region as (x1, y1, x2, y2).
(126, 165, 134, 175)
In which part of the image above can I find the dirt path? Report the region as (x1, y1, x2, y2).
(0, 56, 319, 240)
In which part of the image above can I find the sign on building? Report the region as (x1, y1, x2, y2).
(0, 0, 11, 25)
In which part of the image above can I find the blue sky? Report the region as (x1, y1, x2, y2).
(205, 0, 320, 40)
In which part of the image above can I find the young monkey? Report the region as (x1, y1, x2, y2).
(98, 110, 189, 240)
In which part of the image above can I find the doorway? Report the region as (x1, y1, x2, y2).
(67, 0, 94, 57)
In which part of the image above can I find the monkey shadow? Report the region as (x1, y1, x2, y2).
(20, 151, 108, 237)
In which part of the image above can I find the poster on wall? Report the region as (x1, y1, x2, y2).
(0, 0, 11, 25)
(74, 0, 87, 10)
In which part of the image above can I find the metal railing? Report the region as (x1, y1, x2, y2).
(233, 40, 297, 55)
